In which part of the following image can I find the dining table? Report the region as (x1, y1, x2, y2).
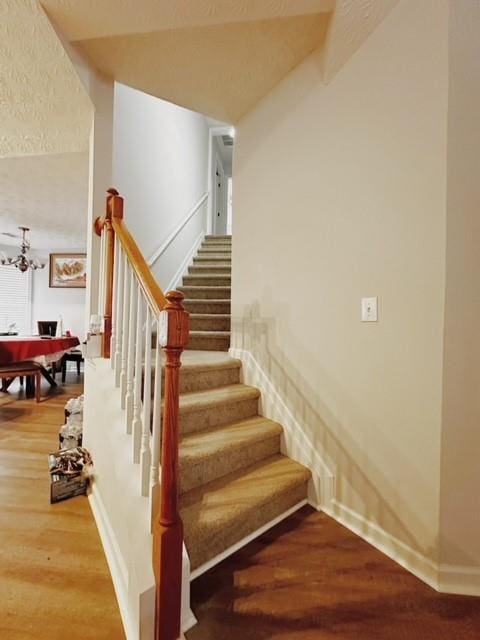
(0, 335, 80, 387)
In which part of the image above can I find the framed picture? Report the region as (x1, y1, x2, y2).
(49, 253, 87, 288)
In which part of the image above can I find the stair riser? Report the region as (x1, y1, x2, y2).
(196, 252, 231, 259)
(180, 397, 259, 435)
(186, 481, 308, 570)
(189, 265, 231, 273)
(205, 235, 231, 241)
(194, 256, 231, 263)
(180, 434, 281, 494)
(179, 287, 230, 299)
(183, 275, 231, 286)
(199, 246, 231, 252)
(187, 335, 230, 351)
(183, 300, 231, 314)
(157, 365, 240, 394)
(202, 242, 231, 249)
(190, 316, 230, 331)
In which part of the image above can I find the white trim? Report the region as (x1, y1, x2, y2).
(229, 347, 335, 508)
(147, 192, 208, 267)
(190, 499, 307, 581)
(165, 230, 205, 292)
(88, 485, 136, 640)
(438, 564, 480, 597)
(323, 499, 439, 591)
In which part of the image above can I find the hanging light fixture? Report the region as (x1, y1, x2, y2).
(0, 226, 46, 272)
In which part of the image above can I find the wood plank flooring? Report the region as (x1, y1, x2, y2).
(0, 378, 125, 640)
(187, 505, 480, 640)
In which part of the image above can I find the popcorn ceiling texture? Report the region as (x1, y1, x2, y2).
(42, 0, 334, 40)
(0, 0, 92, 158)
(0, 152, 89, 250)
(323, 0, 400, 81)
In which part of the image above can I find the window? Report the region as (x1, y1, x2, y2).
(0, 265, 32, 334)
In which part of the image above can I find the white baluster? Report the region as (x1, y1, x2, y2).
(114, 245, 124, 386)
(120, 261, 131, 405)
(150, 318, 162, 531)
(125, 276, 137, 433)
(110, 236, 119, 368)
(98, 229, 105, 315)
(132, 291, 144, 463)
(140, 304, 152, 496)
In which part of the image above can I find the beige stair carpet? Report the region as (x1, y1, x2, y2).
(166, 236, 311, 573)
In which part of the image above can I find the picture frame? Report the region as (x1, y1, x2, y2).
(49, 253, 87, 289)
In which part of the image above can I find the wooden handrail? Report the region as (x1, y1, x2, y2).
(94, 190, 188, 639)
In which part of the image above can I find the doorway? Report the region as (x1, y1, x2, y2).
(208, 127, 234, 236)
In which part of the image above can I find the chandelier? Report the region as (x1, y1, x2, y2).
(0, 226, 46, 272)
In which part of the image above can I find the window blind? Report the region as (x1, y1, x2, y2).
(0, 265, 32, 334)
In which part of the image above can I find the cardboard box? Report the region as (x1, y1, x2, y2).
(48, 447, 90, 503)
(50, 471, 88, 503)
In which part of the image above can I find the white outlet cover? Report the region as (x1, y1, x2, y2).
(361, 297, 378, 322)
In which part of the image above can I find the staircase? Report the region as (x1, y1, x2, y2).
(94, 194, 312, 637)
(179, 235, 232, 352)
(174, 235, 311, 572)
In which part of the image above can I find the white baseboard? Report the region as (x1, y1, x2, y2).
(190, 499, 307, 581)
(438, 564, 480, 596)
(166, 230, 205, 292)
(89, 485, 137, 640)
(323, 499, 439, 590)
(229, 347, 335, 508)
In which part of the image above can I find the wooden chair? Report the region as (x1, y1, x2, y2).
(61, 349, 84, 382)
(0, 361, 42, 402)
(37, 321, 57, 336)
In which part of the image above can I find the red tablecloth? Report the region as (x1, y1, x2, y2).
(0, 336, 80, 365)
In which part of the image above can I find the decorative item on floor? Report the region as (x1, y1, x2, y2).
(0, 226, 46, 272)
(48, 446, 92, 503)
(49, 253, 87, 288)
(59, 395, 84, 449)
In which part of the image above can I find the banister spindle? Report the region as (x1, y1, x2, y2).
(120, 261, 131, 406)
(153, 291, 190, 640)
(132, 290, 144, 463)
(141, 304, 152, 497)
(150, 321, 163, 527)
(113, 244, 124, 385)
(125, 277, 138, 433)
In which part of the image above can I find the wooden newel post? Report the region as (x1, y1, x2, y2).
(153, 291, 190, 640)
(93, 188, 124, 358)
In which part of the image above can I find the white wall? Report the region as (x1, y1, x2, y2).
(232, 0, 449, 571)
(32, 252, 86, 338)
(113, 83, 209, 288)
(440, 0, 480, 581)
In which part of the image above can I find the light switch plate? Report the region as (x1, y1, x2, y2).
(361, 297, 378, 322)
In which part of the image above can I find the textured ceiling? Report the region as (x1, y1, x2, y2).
(323, 0, 400, 82)
(0, 152, 89, 251)
(42, 0, 334, 39)
(0, 0, 92, 158)
(77, 14, 330, 123)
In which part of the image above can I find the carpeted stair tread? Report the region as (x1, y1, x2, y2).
(180, 350, 239, 371)
(183, 299, 231, 314)
(178, 285, 231, 299)
(190, 314, 231, 332)
(194, 254, 232, 261)
(179, 383, 259, 414)
(179, 416, 282, 493)
(204, 235, 232, 241)
(183, 274, 231, 286)
(188, 264, 231, 273)
(189, 330, 230, 339)
(180, 454, 310, 569)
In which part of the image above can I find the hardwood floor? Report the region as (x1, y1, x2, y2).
(0, 377, 125, 640)
(188, 505, 480, 640)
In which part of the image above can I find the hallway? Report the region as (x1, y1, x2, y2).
(0, 380, 124, 640)
(188, 506, 480, 640)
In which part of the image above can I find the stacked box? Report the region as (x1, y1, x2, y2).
(59, 395, 84, 449)
(48, 447, 92, 503)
